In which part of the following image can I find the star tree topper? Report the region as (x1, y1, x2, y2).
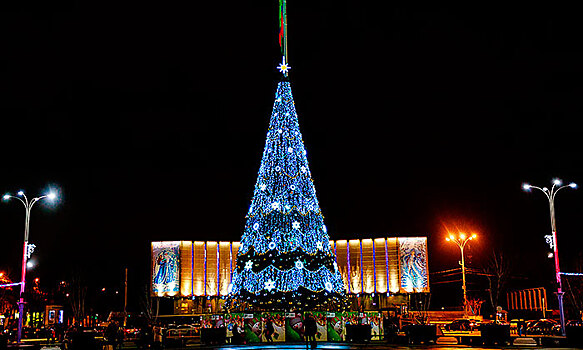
(277, 56, 290, 74)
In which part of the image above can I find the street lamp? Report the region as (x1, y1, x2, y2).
(3, 190, 57, 343)
(446, 232, 477, 317)
(522, 178, 576, 336)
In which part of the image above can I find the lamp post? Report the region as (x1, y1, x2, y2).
(446, 232, 477, 317)
(522, 178, 577, 336)
(3, 190, 56, 344)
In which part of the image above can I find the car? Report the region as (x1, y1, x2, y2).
(526, 319, 561, 335)
(445, 319, 480, 331)
(61, 327, 104, 350)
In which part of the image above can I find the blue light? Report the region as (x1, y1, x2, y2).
(229, 80, 346, 304)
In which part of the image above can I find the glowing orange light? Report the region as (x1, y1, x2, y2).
(459, 233, 466, 240)
(471, 234, 477, 239)
(34, 278, 39, 283)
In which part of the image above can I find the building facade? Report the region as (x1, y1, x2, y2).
(151, 237, 429, 305)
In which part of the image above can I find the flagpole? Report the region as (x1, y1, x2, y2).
(283, 0, 287, 64)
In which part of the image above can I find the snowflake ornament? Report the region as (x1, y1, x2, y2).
(295, 260, 304, 269)
(277, 56, 290, 74)
(316, 241, 323, 251)
(265, 279, 276, 291)
(245, 261, 253, 270)
(292, 221, 300, 230)
(259, 184, 267, 191)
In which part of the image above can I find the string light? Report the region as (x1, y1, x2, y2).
(228, 80, 346, 309)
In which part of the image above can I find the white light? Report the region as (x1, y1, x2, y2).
(227, 283, 233, 293)
(325, 282, 333, 292)
(265, 279, 276, 292)
(2, 195, 10, 200)
(245, 261, 253, 270)
(569, 183, 577, 189)
(253, 223, 260, 230)
(543, 187, 549, 192)
(268, 242, 276, 250)
(295, 260, 304, 269)
(277, 56, 290, 74)
(47, 193, 56, 200)
(292, 221, 300, 230)
(26, 261, 34, 268)
(17, 191, 24, 196)
(316, 241, 323, 250)
(553, 178, 562, 186)
(522, 183, 531, 191)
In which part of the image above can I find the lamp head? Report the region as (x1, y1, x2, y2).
(542, 187, 549, 192)
(26, 261, 34, 269)
(17, 191, 24, 196)
(3, 194, 10, 200)
(471, 234, 477, 239)
(553, 178, 562, 186)
(47, 192, 57, 200)
(445, 237, 450, 242)
(569, 183, 577, 189)
(522, 183, 531, 191)
(459, 233, 466, 240)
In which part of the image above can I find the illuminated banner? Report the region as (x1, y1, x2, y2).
(399, 237, 429, 293)
(152, 241, 180, 296)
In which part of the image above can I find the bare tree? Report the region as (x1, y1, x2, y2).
(69, 272, 87, 325)
(139, 284, 154, 322)
(484, 251, 510, 314)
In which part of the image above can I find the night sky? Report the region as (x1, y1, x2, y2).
(1, 3, 583, 310)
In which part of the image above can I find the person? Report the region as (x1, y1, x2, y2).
(518, 320, 527, 337)
(232, 322, 244, 345)
(106, 321, 120, 350)
(152, 323, 163, 350)
(116, 322, 125, 349)
(265, 318, 274, 343)
(304, 314, 317, 349)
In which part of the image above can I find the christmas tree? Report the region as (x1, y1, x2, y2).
(227, 0, 346, 310)
(227, 67, 347, 309)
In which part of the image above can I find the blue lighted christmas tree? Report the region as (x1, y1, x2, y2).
(227, 66, 347, 309)
(227, 0, 346, 310)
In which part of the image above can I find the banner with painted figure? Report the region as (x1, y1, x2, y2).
(261, 312, 285, 342)
(365, 312, 383, 340)
(399, 237, 429, 293)
(285, 312, 304, 342)
(244, 313, 262, 343)
(152, 242, 180, 295)
(326, 312, 344, 341)
(225, 313, 245, 342)
(344, 311, 362, 326)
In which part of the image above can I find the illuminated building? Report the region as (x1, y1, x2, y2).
(151, 237, 429, 313)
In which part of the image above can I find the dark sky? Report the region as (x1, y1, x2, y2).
(1, 3, 583, 308)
